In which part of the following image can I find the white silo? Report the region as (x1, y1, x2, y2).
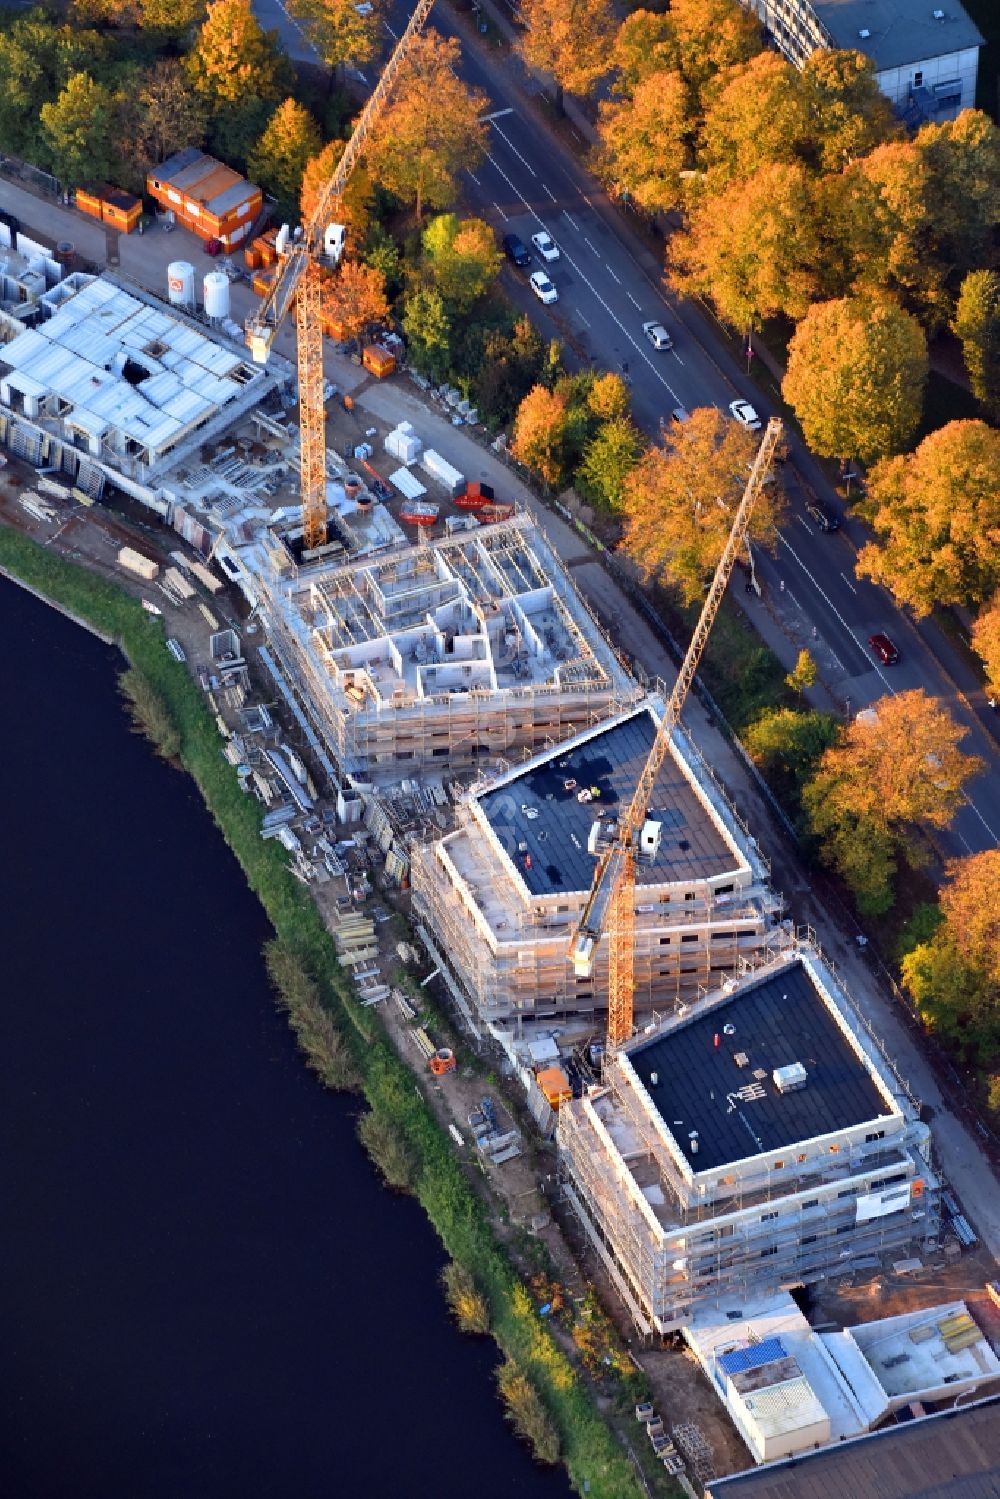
(203, 270, 231, 322)
(167, 261, 195, 307)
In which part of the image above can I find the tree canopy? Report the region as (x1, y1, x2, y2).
(595, 70, 689, 213)
(299, 139, 374, 254)
(782, 296, 927, 462)
(971, 592, 1000, 698)
(953, 269, 1000, 418)
(611, 10, 677, 96)
(576, 417, 642, 510)
(856, 421, 1000, 615)
(115, 60, 207, 193)
(421, 214, 501, 313)
(248, 98, 321, 222)
(621, 406, 782, 603)
(186, 0, 290, 108)
(670, 162, 821, 328)
(512, 385, 574, 490)
(798, 48, 900, 172)
(517, 0, 617, 101)
(365, 31, 487, 221)
(40, 72, 115, 185)
(803, 689, 982, 911)
(319, 259, 389, 349)
(698, 53, 810, 188)
(902, 850, 1000, 1067)
(287, 0, 383, 71)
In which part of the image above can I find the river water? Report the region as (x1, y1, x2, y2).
(0, 580, 571, 1498)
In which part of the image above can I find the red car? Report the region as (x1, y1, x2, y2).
(869, 632, 900, 665)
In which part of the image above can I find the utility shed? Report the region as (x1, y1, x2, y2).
(147, 148, 261, 249)
(705, 1393, 1000, 1499)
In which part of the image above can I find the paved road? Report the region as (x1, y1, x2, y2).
(371, 2, 1000, 861)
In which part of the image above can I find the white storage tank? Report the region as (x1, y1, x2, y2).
(203, 270, 230, 321)
(167, 261, 195, 306)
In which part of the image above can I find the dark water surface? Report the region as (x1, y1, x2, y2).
(0, 580, 571, 1499)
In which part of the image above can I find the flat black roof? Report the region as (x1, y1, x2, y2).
(628, 961, 892, 1172)
(477, 709, 738, 897)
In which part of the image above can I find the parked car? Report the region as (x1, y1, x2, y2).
(531, 231, 560, 262)
(669, 405, 691, 423)
(502, 233, 531, 268)
(805, 499, 838, 532)
(643, 320, 673, 350)
(529, 270, 558, 305)
(869, 632, 900, 665)
(729, 398, 762, 431)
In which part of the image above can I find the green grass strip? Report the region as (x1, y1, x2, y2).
(0, 523, 654, 1499)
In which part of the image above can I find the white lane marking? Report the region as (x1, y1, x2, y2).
(577, 312, 591, 328)
(481, 108, 514, 121)
(584, 236, 599, 254)
(581, 193, 593, 207)
(563, 211, 581, 232)
(541, 182, 557, 202)
(492, 199, 509, 221)
(670, 348, 685, 366)
(484, 150, 683, 403)
(605, 264, 621, 284)
(492, 122, 537, 177)
(627, 292, 641, 309)
(467, 170, 481, 186)
(840, 571, 858, 595)
(795, 515, 812, 532)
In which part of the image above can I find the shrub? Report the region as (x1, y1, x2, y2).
(357, 1107, 419, 1192)
(496, 1357, 561, 1465)
(118, 666, 181, 761)
(441, 1261, 490, 1334)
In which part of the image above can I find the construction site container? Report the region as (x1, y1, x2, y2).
(244, 245, 262, 271)
(147, 148, 261, 252)
(203, 270, 231, 321)
(167, 261, 195, 306)
(362, 343, 396, 378)
(101, 190, 142, 233)
(321, 311, 350, 342)
(535, 1067, 572, 1109)
(252, 267, 276, 299)
(117, 546, 159, 580)
(75, 185, 105, 223)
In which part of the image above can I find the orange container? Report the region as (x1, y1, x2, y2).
(362, 343, 396, 379)
(252, 267, 276, 298)
(244, 246, 261, 271)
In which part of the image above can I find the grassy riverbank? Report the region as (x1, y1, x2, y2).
(0, 524, 655, 1499)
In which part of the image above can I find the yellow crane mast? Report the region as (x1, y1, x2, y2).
(245, 0, 437, 551)
(570, 417, 784, 1049)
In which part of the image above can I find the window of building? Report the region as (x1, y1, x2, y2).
(682, 934, 698, 944)
(761, 1210, 778, 1222)
(913, 70, 923, 87)
(716, 884, 734, 896)
(865, 1130, 885, 1144)
(880, 1172, 909, 1189)
(802, 1199, 819, 1210)
(773, 1160, 785, 1171)
(838, 1188, 855, 1199)
(802, 1235, 817, 1246)
(760, 1245, 777, 1258)
(837, 1223, 852, 1235)
(829, 1144, 840, 1154)
(797, 1152, 808, 1163)
(684, 891, 695, 902)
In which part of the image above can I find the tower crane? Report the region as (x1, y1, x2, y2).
(245, 0, 437, 552)
(570, 417, 784, 1049)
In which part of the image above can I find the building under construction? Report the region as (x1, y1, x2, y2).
(556, 942, 939, 1336)
(410, 699, 780, 1031)
(250, 510, 641, 778)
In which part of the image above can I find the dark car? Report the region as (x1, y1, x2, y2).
(502, 233, 531, 268)
(869, 632, 900, 665)
(805, 499, 838, 532)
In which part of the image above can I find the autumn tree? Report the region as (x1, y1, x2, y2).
(782, 297, 927, 463)
(115, 61, 207, 192)
(187, 0, 292, 162)
(288, 0, 382, 71)
(621, 406, 782, 604)
(248, 98, 321, 221)
(953, 269, 1000, 418)
(698, 53, 810, 188)
(916, 110, 1000, 288)
(856, 421, 1000, 615)
(971, 593, 1000, 698)
(422, 214, 501, 313)
(40, 72, 115, 185)
(786, 649, 817, 695)
(595, 70, 689, 213)
(472, 316, 547, 430)
(803, 690, 983, 912)
(365, 32, 487, 221)
(902, 850, 1000, 1063)
(319, 260, 389, 351)
(611, 9, 677, 95)
(586, 372, 630, 422)
(402, 285, 452, 381)
(837, 142, 948, 326)
(300, 139, 373, 255)
(512, 385, 574, 490)
(670, 163, 821, 329)
(798, 48, 900, 171)
(666, 0, 761, 104)
(576, 417, 642, 510)
(516, 0, 617, 106)
(744, 706, 838, 809)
